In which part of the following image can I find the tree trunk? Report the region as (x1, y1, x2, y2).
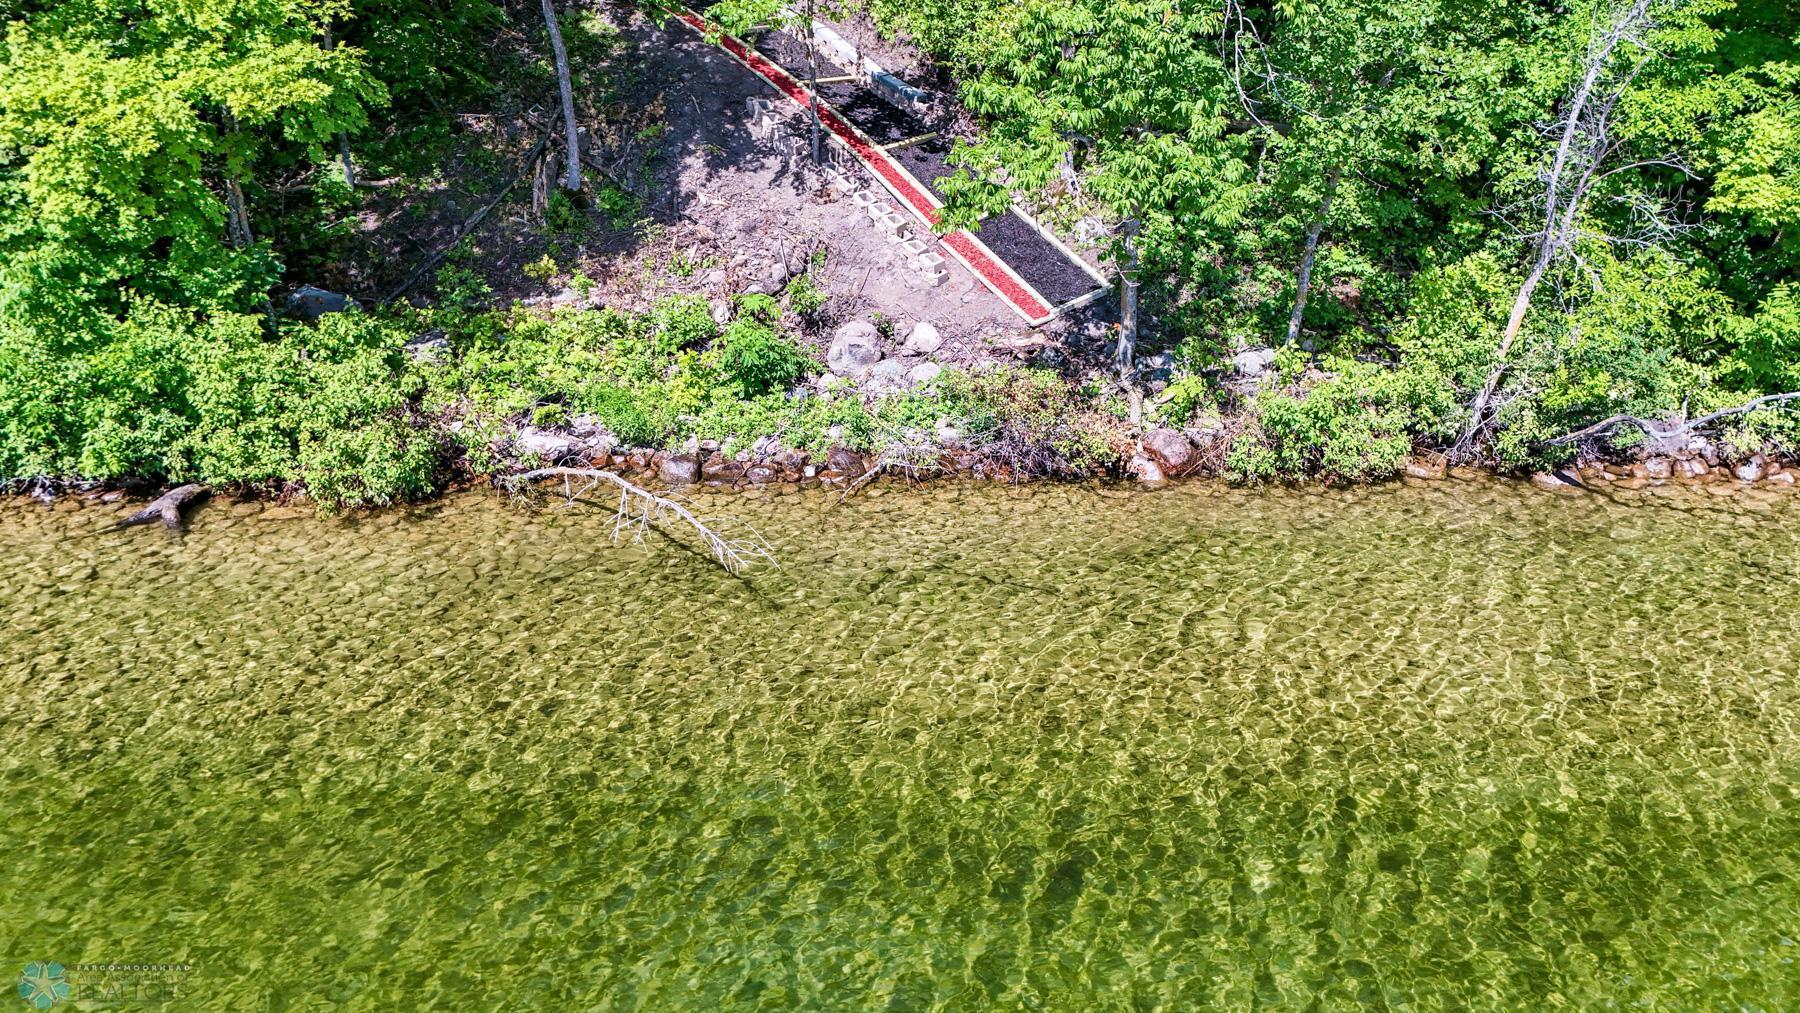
(540, 0, 583, 194)
(220, 111, 255, 249)
(1118, 216, 1141, 380)
(1456, 0, 1656, 455)
(806, 0, 823, 163)
(1285, 165, 1339, 347)
(324, 28, 356, 187)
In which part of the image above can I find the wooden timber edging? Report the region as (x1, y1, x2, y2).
(671, 7, 1063, 326)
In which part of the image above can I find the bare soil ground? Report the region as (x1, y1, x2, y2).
(313, 1, 1134, 375)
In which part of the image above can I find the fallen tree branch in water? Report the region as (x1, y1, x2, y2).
(1544, 391, 1800, 447)
(114, 484, 208, 533)
(841, 441, 944, 501)
(503, 468, 776, 575)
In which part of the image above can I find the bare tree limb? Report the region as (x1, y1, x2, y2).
(1457, 0, 1682, 456)
(540, 0, 584, 194)
(504, 467, 777, 575)
(1543, 391, 1800, 446)
(380, 132, 550, 305)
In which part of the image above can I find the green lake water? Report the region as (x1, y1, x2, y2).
(2, 478, 1797, 1009)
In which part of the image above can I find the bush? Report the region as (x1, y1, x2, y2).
(936, 366, 1123, 475)
(1227, 357, 1460, 482)
(710, 319, 816, 398)
(0, 301, 439, 508)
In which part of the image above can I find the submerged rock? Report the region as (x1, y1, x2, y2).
(1130, 454, 1167, 487)
(1405, 458, 1446, 480)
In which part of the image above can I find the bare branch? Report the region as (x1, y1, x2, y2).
(503, 468, 777, 575)
(1543, 392, 1800, 447)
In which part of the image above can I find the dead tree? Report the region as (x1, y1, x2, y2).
(114, 485, 208, 534)
(504, 468, 777, 575)
(1117, 215, 1142, 379)
(1457, 0, 1688, 453)
(540, 0, 584, 194)
(1544, 391, 1800, 448)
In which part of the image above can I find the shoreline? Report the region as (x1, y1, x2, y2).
(17, 443, 1798, 519)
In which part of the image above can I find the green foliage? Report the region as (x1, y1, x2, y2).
(935, 367, 1124, 475)
(1228, 357, 1462, 482)
(785, 273, 829, 318)
(545, 190, 584, 234)
(709, 319, 816, 398)
(524, 254, 559, 285)
(0, 0, 384, 324)
(530, 404, 570, 429)
(596, 185, 642, 229)
(0, 301, 436, 509)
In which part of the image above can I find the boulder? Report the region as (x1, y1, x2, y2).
(404, 331, 449, 362)
(763, 260, 791, 292)
(935, 421, 962, 448)
(1735, 457, 1767, 483)
(1768, 470, 1796, 486)
(746, 464, 779, 484)
(827, 321, 883, 375)
(908, 362, 943, 386)
(514, 427, 578, 462)
(1232, 347, 1277, 378)
(1142, 428, 1194, 473)
(577, 433, 617, 460)
(287, 285, 357, 321)
(901, 321, 942, 356)
(1676, 458, 1710, 479)
(710, 298, 732, 326)
(1530, 471, 1576, 491)
(826, 447, 867, 478)
(658, 455, 700, 485)
(865, 358, 911, 392)
(1643, 457, 1673, 480)
(701, 456, 745, 481)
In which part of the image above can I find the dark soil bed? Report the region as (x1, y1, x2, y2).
(893, 138, 1098, 306)
(817, 80, 932, 144)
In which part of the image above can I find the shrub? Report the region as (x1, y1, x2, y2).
(785, 273, 829, 318)
(524, 254, 559, 284)
(1227, 357, 1460, 482)
(710, 319, 816, 398)
(937, 366, 1123, 475)
(530, 404, 570, 429)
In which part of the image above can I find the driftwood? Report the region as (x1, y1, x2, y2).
(1544, 391, 1800, 447)
(504, 468, 776, 575)
(114, 485, 208, 533)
